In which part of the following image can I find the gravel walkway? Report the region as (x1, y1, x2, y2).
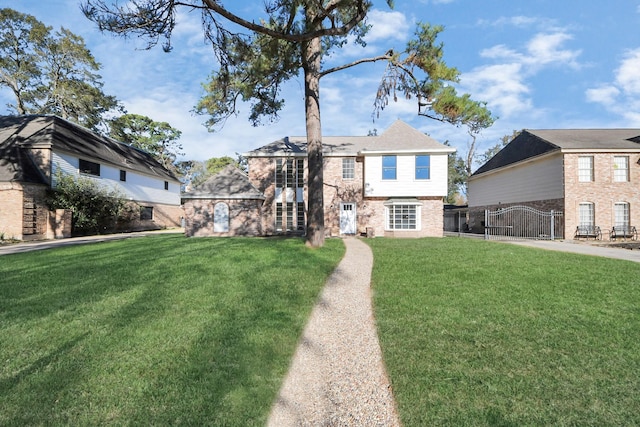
(267, 237, 401, 427)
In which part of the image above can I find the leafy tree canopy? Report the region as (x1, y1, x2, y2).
(108, 113, 184, 172)
(81, 0, 496, 246)
(0, 8, 121, 130)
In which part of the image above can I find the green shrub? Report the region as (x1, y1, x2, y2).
(46, 171, 133, 235)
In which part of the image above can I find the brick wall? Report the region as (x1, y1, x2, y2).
(371, 197, 444, 238)
(0, 183, 25, 240)
(323, 156, 364, 236)
(0, 183, 50, 241)
(248, 155, 446, 238)
(563, 153, 640, 237)
(248, 157, 277, 235)
(183, 199, 263, 237)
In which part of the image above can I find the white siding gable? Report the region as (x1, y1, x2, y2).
(468, 153, 564, 207)
(52, 151, 180, 205)
(364, 153, 449, 197)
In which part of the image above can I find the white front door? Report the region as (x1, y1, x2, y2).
(340, 203, 356, 235)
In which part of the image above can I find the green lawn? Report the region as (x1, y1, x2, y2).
(368, 237, 640, 426)
(0, 235, 344, 426)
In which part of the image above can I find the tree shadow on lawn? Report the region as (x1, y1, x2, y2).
(0, 235, 341, 426)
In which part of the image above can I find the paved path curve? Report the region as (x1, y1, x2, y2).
(267, 237, 401, 427)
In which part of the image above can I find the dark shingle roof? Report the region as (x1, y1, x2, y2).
(473, 128, 640, 176)
(245, 120, 454, 157)
(0, 115, 179, 182)
(182, 165, 265, 200)
(0, 136, 46, 183)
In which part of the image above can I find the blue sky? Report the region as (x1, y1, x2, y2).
(5, 0, 640, 170)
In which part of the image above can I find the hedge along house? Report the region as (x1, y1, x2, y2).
(243, 120, 455, 238)
(0, 115, 182, 240)
(182, 165, 265, 236)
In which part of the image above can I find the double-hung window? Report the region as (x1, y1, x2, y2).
(342, 158, 355, 180)
(578, 202, 595, 227)
(415, 155, 430, 180)
(382, 155, 397, 180)
(614, 202, 630, 228)
(578, 156, 593, 182)
(613, 156, 629, 182)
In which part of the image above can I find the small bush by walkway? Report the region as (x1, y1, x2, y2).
(368, 237, 640, 426)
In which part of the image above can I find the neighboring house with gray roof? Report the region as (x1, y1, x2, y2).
(467, 129, 640, 239)
(237, 119, 455, 238)
(0, 115, 182, 240)
(182, 165, 265, 236)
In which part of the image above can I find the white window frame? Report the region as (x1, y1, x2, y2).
(342, 158, 355, 180)
(578, 202, 595, 227)
(384, 200, 422, 231)
(213, 202, 229, 232)
(613, 156, 629, 182)
(578, 156, 593, 182)
(614, 202, 630, 228)
(382, 155, 397, 180)
(415, 155, 431, 180)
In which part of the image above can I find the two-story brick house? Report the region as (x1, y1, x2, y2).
(0, 115, 182, 240)
(467, 129, 640, 239)
(184, 120, 454, 238)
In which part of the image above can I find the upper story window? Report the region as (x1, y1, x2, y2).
(120, 170, 127, 182)
(415, 155, 431, 180)
(285, 159, 295, 188)
(342, 158, 355, 180)
(164, 181, 169, 190)
(578, 156, 593, 182)
(613, 156, 629, 182)
(382, 155, 397, 180)
(79, 159, 100, 176)
(276, 158, 304, 188)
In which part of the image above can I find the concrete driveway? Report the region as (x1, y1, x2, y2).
(502, 239, 640, 263)
(0, 229, 183, 256)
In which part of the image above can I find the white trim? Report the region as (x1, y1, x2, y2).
(360, 148, 455, 155)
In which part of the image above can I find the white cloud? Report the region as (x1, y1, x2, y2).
(462, 30, 581, 120)
(335, 9, 410, 58)
(524, 32, 581, 69)
(365, 10, 410, 43)
(586, 48, 640, 124)
(480, 44, 522, 61)
(461, 63, 531, 118)
(585, 85, 620, 106)
(615, 48, 640, 94)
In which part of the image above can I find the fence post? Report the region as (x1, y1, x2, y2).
(484, 209, 488, 240)
(550, 210, 555, 240)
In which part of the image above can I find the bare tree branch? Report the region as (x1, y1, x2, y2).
(319, 52, 392, 77)
(201, 0, 367, 42)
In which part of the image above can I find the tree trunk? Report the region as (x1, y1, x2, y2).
(303, 35, 324, 248)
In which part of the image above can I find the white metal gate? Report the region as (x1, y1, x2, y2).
(485, 205, 564, 240)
